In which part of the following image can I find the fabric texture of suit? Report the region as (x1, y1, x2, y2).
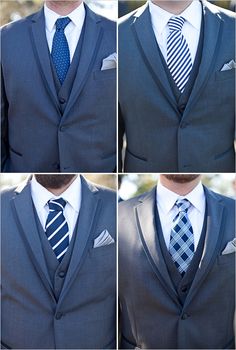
(1, 4, 116, 172)
(1, 176, 116, 349)
(119, 186, 235, 349)
(119, 0, 235, 172)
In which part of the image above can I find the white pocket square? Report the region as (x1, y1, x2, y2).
(93, 229, 115, 248)
(221, 238, 236, 255)
(101, 52, 117, 70)
(221, 60, 236, 71)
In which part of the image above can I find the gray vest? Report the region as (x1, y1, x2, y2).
(33, 207, 79, 301)
(49, 15, 86, 115)
(155, 5, 204, 116)
(155, 203, 207, 305)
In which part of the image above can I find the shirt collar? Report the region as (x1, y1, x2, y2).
(148, 0, 202, 35)
(156, 181, 205, 214)
(31, 175, 81, 213)
(44, 2, 85, 32)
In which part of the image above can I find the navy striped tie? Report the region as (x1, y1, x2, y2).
(169, 199, 194, 275)
(167, 16, 192, 93)
(45, 198, 69, 262)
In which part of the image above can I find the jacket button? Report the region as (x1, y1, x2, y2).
(55, 312, 63, 320)
(59, 98, 66, 104)
(180, 122, 188, 129)
(60, 126, 66, 132)
(181, 313, 189, 320)
(58, 271, 65, 278)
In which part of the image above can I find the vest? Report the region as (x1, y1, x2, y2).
(33, 206, 79, 301)
(155, 202, 208, 305)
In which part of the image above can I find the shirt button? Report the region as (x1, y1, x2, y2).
(58, 271, 65, 278)
(55, 312, 63, 320)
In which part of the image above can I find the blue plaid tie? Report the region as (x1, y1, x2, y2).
(169, 199, 194, 275)
(51, 17, 71, 85)
(167, 16, 193, 93)
(45, 198, 69, 262)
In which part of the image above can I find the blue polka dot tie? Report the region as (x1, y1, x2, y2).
(51, 17, 71, 85)
(169, 199, 194, 276)
(45, 198, 69, 262)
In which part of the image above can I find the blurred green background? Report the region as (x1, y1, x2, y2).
(0, 0, 117, 26)
(119, 174, 236, 199)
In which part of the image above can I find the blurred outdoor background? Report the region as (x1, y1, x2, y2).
(119, 0, 235, 16)
(0, 0, 117, 26)
(0, 174, 117, 190)
(119, 174, 236, 200)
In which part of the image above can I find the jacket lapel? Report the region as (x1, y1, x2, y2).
(58, 176, 101, 304)
(135, 187, 179, 304)
(184, 0, 222, 117)
(132, 4, 178, 112)
(183, 187, 225, 309)
(62, 5, 104, 118)
(11, 179, 54, 299)
(30, 8, 60, 113)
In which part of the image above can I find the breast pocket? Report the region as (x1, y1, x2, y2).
(93, 68, 116, 81)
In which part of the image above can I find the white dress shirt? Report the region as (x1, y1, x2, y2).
(44, 3, 85, 62)
(156, 181, 206, 251)
(31, 175, 82, 241)
(149, 0, 202, 64)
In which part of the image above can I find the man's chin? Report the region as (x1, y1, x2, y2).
(163, 175, 200, 183)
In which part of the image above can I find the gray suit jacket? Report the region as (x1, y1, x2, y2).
(1, 176, 116, 349)
(119, 1, 235, 172)
(119, 186, 235, 349)
(1, 5, 116, 172)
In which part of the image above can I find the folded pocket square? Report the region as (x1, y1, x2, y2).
(101, 52, 117, 70)
(93, 229, 115, 248)
(221, 60, 236, 71)
(221, 238, 236, 255)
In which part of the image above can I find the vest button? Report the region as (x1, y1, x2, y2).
(178, 104, 186, 113)
(59, 98, 66, 104)
(55, 312, 63, 320)
(181, 313, 189, 320)
(181, 285, 188, 293)
(58, 271, 65, 278)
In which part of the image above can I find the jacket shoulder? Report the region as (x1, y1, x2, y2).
(205, 1, 236, 20)
(1, 11, 37, 34)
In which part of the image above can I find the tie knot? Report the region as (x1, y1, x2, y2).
(55, 17, 71, 31)
(48, 198, 66, 212)
(175, 198, 191, 213)
(168, 16, 185, 32)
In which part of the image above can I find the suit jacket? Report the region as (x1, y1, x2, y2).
(1, 176, 116, 349)
(1, 4, 116, 172)
(119, 1, 235, 172)
(119, 186, 235, 349)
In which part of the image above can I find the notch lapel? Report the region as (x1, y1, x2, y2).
(63, 5, 103, 118)
(183, 187, 225, 309)
(30, 8, 60, 113)
(183, 1, 222, 117)
(11, 180, 54, 299)
(135, 188, 179, 304)
(58, 176, 101, 304)
(132, 4, 178, 112)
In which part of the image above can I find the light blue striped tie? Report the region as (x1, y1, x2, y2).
(167, 16, 193, 93)
(45, 198, 69, 262)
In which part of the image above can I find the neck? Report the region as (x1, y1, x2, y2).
(151, 0, 193, 15)
(159, 176, 201, 196)
(47, 176, 77, 196)
(45, 0, 82, 16)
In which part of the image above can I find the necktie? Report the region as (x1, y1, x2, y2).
(51, 17, 71, 85)
(45, 198, 69, 262)
(167, 16, 193, 93)
(169, 199, 194, 275)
